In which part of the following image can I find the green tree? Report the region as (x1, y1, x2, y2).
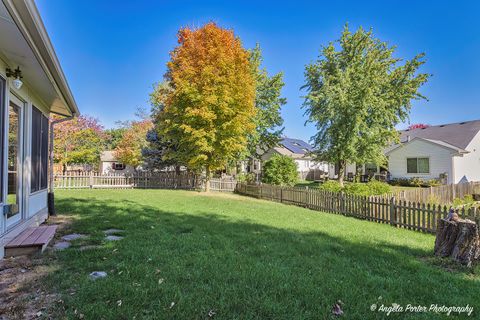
(53, 115, 106, 172)
(156, 23, 256, 191)
(104, 128, 127, 149)
(247, 44, 286, 159)
(303, 25, 430, 186)
(262, 154, 298, 186)
(114, 119, 153, 168)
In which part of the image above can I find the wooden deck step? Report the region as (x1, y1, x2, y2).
(5, 225, 57, 257)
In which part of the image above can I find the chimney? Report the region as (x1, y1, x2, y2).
(406, 135, 411, 142)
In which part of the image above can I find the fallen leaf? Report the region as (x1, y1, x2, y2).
(169, 302, 175, 309)
(117, 300, 122, 307)
(332, 300, 343, 316)
(158, 278, 164, 284)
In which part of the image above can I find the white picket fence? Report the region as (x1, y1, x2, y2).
(53, 172, 237, 192)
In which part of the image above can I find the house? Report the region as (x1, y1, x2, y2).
(328, 120, 480, 184)
(99, 151, 135, 174)
(386, 120, 480, 184)
(244, 137, 328, 179)
(0, 0, 79, 257)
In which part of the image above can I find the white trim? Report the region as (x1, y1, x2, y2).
(5, 92, 26, 229)
(1, 0, 79, 116)
(386, 137, 468, 156)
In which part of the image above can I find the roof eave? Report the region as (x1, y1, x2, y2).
(2, 0, 79, 116)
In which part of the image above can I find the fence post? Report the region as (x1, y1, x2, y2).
(89, 171, 94, 188)
(390, 197, 396, 227)
(280, 187, 283, 203)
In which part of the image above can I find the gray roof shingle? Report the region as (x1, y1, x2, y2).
(399, 120, 480, 149)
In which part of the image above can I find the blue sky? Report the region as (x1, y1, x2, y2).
(37, 0, 480, 142)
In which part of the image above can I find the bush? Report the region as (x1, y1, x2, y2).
(390, 177, 441, 188)
(318, 180, 343, 193)
(262, 154, 298, 186)
(366, 181, 392, 195)
(236, 172, 256, 183)
(343, 181, 391, 196)
(453, 195, 476, 208)
(319, 181, 391, 196)
(342, 183, 370, 196)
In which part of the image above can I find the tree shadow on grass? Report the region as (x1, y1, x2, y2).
(40, 194, 480, 320)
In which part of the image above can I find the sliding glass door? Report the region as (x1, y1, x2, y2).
(5, 94, 24, 228)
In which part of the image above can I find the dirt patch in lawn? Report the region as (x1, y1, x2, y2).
(0, 215, 73, 320)
(0, 255, 59, 320)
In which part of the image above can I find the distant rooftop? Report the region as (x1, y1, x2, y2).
(400, 120, 480, 149)
(280, 137, 314, 155)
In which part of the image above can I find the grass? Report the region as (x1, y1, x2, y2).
(42, 189, 479, 319)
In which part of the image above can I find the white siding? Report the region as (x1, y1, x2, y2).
(453, 131, 480, 183)
(388, 140, 454, 183)
(328, 162, 356, 179)
(28, 190, 48, 218)
(0, 57, 50, 237)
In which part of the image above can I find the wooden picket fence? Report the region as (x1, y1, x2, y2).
(53, 172, 237, 191)
(235, 183, 479, 233)
(391, 182, 480, 204)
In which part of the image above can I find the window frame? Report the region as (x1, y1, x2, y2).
(406, 157, 430, 174)
(31, 106, 49, 193)
(112, 163, 125, 171)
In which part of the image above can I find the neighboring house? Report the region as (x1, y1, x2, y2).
(99, 151, 135, 175)
(327, 120, 480, 184)
(244, 137, 328, 179)
(387, 120, 480, 184)
(0, 0, 79, 256)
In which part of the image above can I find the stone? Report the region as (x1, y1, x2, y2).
(78, 245, 102, 251)
(89, 271, 107, 280)
(105, 235, 123, 241)
(104, 229, 124, 235)
(54, 242, 71, 250)
(61, 234, 87, 241)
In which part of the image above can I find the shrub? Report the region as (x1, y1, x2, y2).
(389, 177, 441, 188)
(318, 180, 343, 193)
(236, 172, 256, 183)
(262, 154, 298, 186)
(365, 181, 392, 195)
(343, 181, 391, 196)
(343, 183, 370, 196)
(319, 181, 391, 196)
(453, 195, 476, 208)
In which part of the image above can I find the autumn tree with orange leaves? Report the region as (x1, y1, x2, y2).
(114, 119, 153, 169)
(155, 23, 256, 190)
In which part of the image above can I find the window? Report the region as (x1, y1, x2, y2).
(407, 157, 429, 174)
(112, 163, 125, 170)
(31, 106, 49, 192)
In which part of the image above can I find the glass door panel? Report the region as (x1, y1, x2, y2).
(6, 99, 22, 227)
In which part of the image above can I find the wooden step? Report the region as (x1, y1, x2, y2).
(5, 225, 57, 257)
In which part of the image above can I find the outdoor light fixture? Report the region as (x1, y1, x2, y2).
(6, 66, 23, 90)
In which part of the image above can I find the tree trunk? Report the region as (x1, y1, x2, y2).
(434, 218, 480, 267)
(205, 167, 211, 192)
(338, 161, 346, 187)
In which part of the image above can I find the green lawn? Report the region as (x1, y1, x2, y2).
(44, 189, 479, 319)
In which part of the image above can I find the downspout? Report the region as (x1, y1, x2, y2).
(48, 115, 75, 216)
